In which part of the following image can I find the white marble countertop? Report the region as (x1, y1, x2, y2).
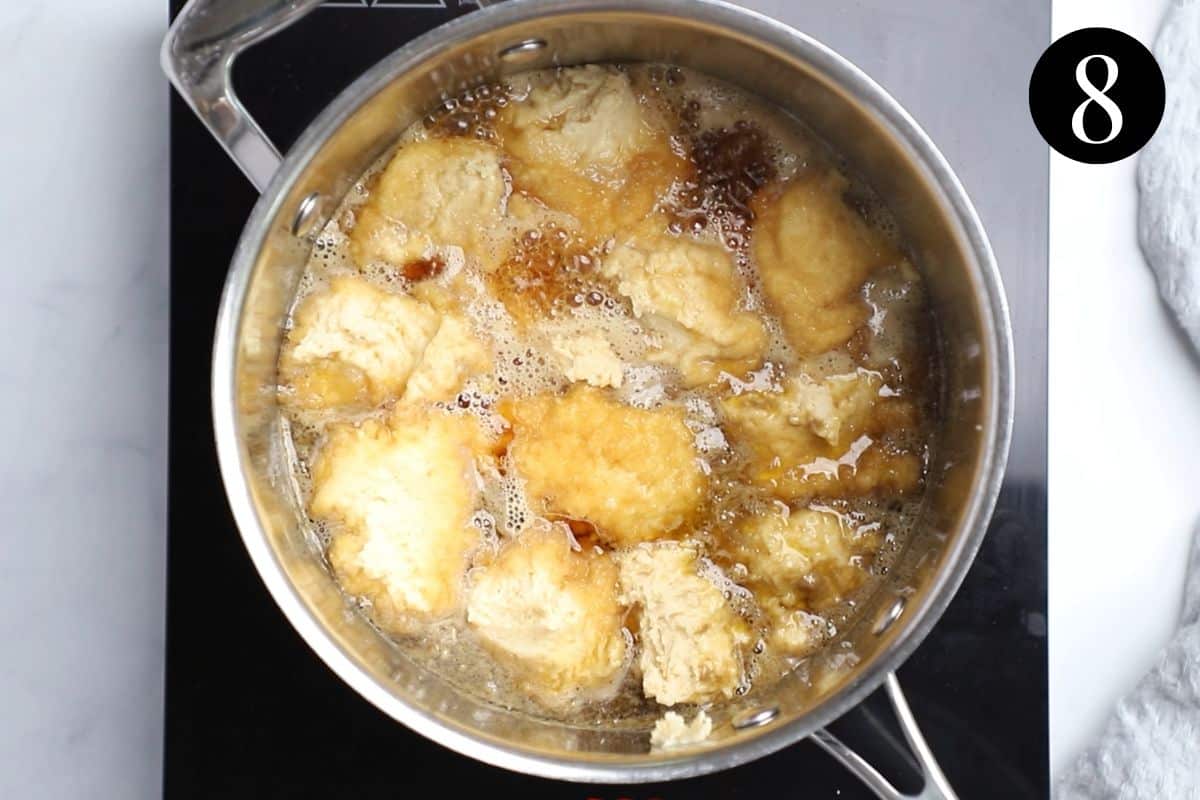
(1, 0, 1196, 796)
(0, 1, 169, 797)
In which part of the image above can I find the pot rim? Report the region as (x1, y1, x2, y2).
(211, 0, 1014, 783)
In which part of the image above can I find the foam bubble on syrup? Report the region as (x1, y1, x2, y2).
(619, 364, 670, 408)
(471, 509, 501, 552)
(758, 308, 799, 366)
(680, 394, 728, 455)
(490, 336, 566, 400)
(292, 224, 349, 308)
(461, 294, 571, 401)
(720, 362, 780, 396)
(497, 464, 535, 537)
(693, 422, 727, 452)
(698, 556, 756, 616)
(800, 434, 874, 480)
(683, 394, 718, 424)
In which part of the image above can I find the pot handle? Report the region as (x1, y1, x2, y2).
(811, 673, 958, 800)
(161, 0, 326, 192)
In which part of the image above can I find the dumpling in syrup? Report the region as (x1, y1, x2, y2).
(720, 369, 923, 499)
(602, 228, 766, 386)
(466, 525, 628, 705)
(752, 169, 906, 355)
(618, 542, 752, 706)
(402, 313, 491, 405)
(279, 276, 439, 410)
(497, 65, 687, 240)
(350, 137, 511, 272)
(501, 385, 705, 547)
(310, 407, 493, 633)
(738, 505, 881, 608)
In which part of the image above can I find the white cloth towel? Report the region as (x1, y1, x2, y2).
(1139, 0, 1200, 352)
(1059, 1, 1200, 795)
(1057, 524, 1200, 798)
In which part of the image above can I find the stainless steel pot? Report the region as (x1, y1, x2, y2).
(162, 0, 1013, 796)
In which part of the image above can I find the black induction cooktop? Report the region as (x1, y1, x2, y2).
(164, 1, 1049, 797)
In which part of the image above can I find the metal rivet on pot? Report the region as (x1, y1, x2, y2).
(731, 706, 778, 730)
(873, 596, 906, 635)
(499, 38, 547, 64)
(291, 192, 324, 237)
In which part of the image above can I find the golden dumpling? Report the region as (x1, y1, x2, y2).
(401, 313, 491, 405)
(738, 506, 880, 607)
(752, 169, 905, 355)
(310, 407, 492, 633)
(466, 526, 627, 703)
(350, 137, 511, 272)
(618, 542, 751, 706)
(720, 369, 923, 499)
(602, 228, 767, 386)
(502, 386, 705, 547)
(279, 276, 439, 410)
(497, 65, 687, 240)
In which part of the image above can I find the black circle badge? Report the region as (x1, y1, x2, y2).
(1029, 27, 1165, 164)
